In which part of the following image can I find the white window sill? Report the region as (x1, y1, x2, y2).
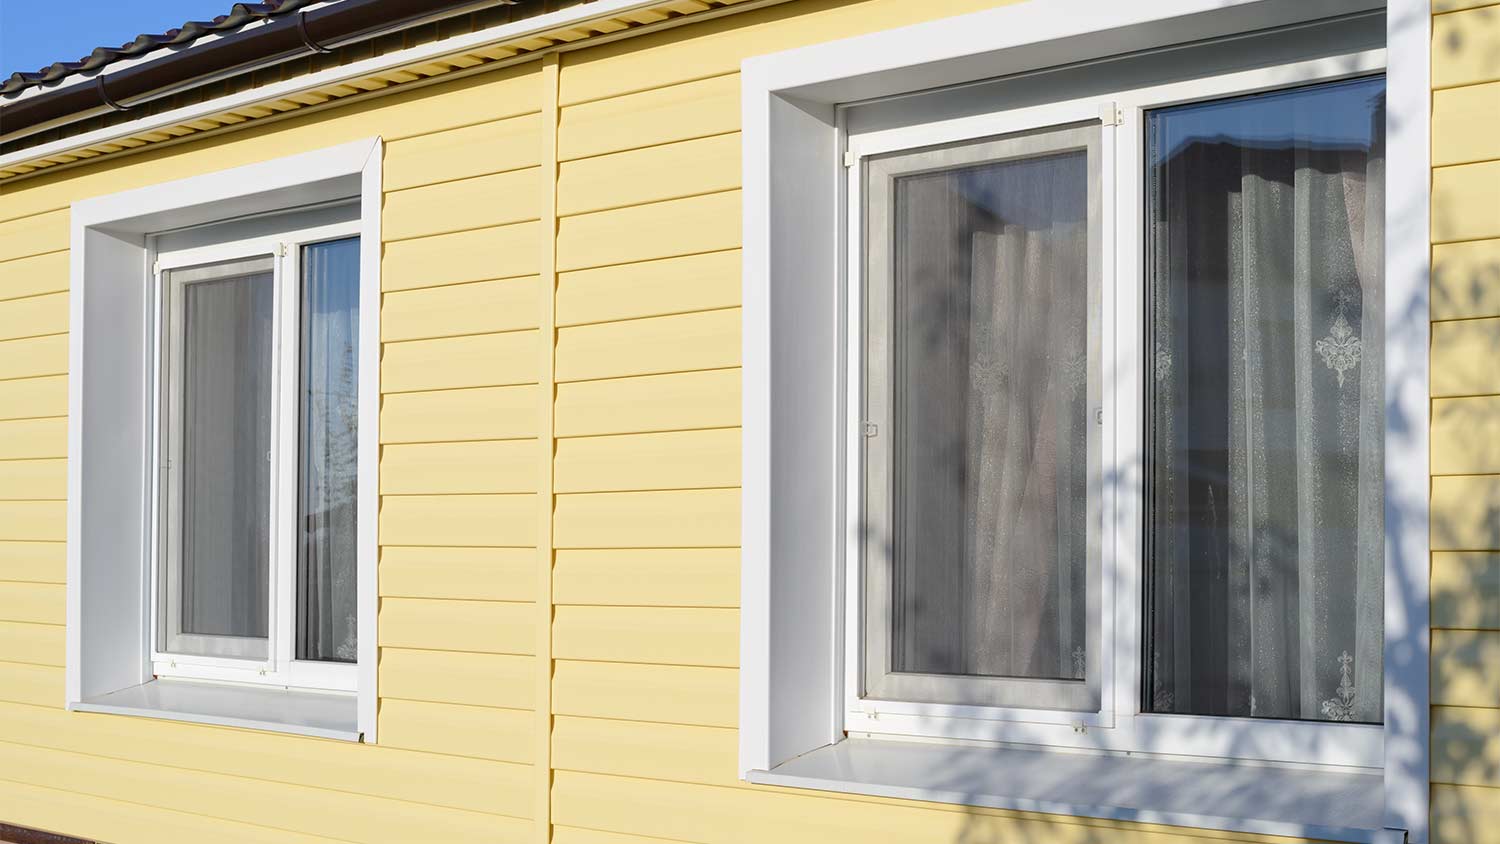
(747, 738, 1398, 843)
(72, 679, 360, 741)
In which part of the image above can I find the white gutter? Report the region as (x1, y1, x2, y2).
(0, 0, 772, 176)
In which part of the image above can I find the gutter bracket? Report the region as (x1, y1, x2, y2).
(296, 11, 336, 54)
(95, 75, 130, 112)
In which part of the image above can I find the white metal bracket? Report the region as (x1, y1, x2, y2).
(1098, 101, 1123, 126)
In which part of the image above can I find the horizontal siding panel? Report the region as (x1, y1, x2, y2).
(555, 428, 739, 493)
(0, 251, 69, 302)
(0, 661, 61, 706)
(0, 210, 67, 262)
(1433, 475, 1500, 551)
(0, 500, 64, 542)
(0, 375, 66, 420)
(0, 292, 66, 341)
(0, 701, 525, 819)
(380, 647, 532, 709)
(1434, 551, 1500, 631)
(0, 777, 345, 844)
(553, 660, 736, 728)
(0, 417, 66, 459)
(1433, 6, 1500, 89)
(554, 548, 738, 608)
(554, 606, 737, 667)
(382, 439, 538, 494)
(382, 329, 539, 392)
(554, 488, 738, 549)
(1433, 81, 1500, 166)
(1433, 238, 1500, 321)
(384, 167, 541, 241)
(552, 715, 738, 787)
(1433, 782, 1500, 844)
(554, 827, 697, 844)
(551, 770, 1236, 844)
(382, 276, 541, 342)
(0, 581, 63, 625)
(379, 698, 532, 763)
(556, 191, 740, 272)
(1432, 628, 1500, 706)
(0, 541, 64, 583)
(555, 309, 739, 383)
(381, 597, 534, 655)
(557, 250, 739, 328)
(0, 739, 525, 843)
(381, 384, 538, 444)
(0, 621, 63, 666)
(1433, 705, 1500, 787)
(558, 133, 739, 216)
(380, 546, 536, 602)
(1434, 317, 1500, 397)
(384, 111, 542, 191)
(557, 74, 739, 162)
(0, 458, 65, 500)
(555, 368, 740, 438)
(383, 220, 540, 291)
(379, 494, 536, 547)
(0, 334, 68, 381)
(1434, 160, 1500, 243)
(1434, 395, 1500, 474)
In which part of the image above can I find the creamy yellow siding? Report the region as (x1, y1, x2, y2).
(1430, 4, 1500, 843)
(0, 0, 1491, 841)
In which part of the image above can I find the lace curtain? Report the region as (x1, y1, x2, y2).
(1144, 78, 1386, 723)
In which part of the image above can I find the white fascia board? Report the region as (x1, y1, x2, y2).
(0, 0, 740, 173)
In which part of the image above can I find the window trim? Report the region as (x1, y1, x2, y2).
(66, 137, 382, 741)
(148, 211, 363, 694)
(741, 0, 1430, 839)
(841, 51, 1389, 771)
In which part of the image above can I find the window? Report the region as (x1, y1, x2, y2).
(1143, 78, 1387, 723)
(861, 124, 1101, 712)
(68, 138, 379, 741)
(743, 2, 1429, 838)
(153, 210, 362, 691)
(838, 41, 1391, 767)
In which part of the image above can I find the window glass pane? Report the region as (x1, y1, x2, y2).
(1144, 77, 1385, 723)
(179, 270, 274, 644)
(884, 151, 1090, 683)
(297, 237, 360, 663)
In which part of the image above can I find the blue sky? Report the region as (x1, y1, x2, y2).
(2, 0, 230, 78)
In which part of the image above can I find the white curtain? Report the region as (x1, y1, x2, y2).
(1145, 79, 1385, 722)
(890, 153, 1090, 682)
(297, 237, 361, 663)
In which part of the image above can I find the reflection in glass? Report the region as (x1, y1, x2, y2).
(888, 151, 1090, 682)
(1144, 77, 1385, 722)
(297, 237, 360, 663)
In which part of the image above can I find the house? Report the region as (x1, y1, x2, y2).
(0, 0, 1492, 841)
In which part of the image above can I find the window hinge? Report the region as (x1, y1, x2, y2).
(275, 242, 288, 258)
(1072, 720, 1088, 734)
(1099, 101, 1123, 127)
(1096, 407, 1104, 425)
(152, 259, 161, 276)
(843, 150, 856, 168)
(862, 421, 879, 438)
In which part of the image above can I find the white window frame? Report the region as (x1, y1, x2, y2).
(66, 138, 382, 741)
(841, 51, 1388, 770)
(740, 0, 1430, 840)
(149, 209, 363, 694)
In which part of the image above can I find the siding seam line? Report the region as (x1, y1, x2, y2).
(536, 50, 561, 844)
